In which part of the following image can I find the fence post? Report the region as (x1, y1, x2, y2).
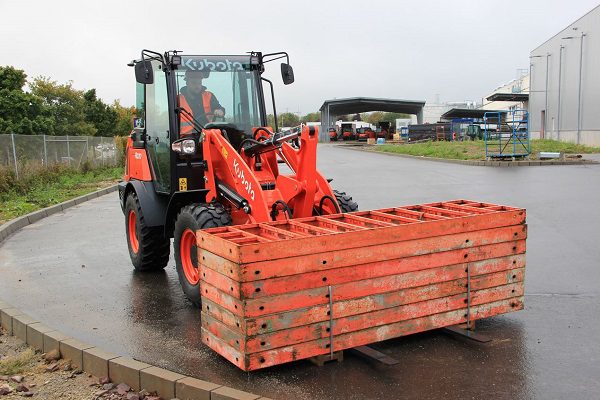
(11, 133, 18, 180)
(66, 135, 71, 166)
(43, 134, 48, 166)
(101, 137, 105, 166)
(85, 136, 89, 164)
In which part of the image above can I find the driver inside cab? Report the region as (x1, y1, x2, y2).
(179, 69, 225, 136)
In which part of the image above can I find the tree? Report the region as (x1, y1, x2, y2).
(266, 114, 275, 129)
(29, 77, 96, 136)
(112, 100, 136, 136)
(337, 113, 363, 122)
(0, 66, 51, 135)
(301, 112, 320, 123)
(365, 112, 411, 125)
(83, 89, 120, 136)
(278, 112, 300, 128)
(266, 113, 300, 129)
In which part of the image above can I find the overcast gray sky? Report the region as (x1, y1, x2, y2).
(1, 0, 598, 115)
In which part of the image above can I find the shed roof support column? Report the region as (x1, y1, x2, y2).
(320, 105, 330, 142)
(417, 109, 424, 124)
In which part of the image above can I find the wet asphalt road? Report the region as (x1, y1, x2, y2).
(1, 144, 600, 399)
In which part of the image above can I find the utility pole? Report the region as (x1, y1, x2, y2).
(557, 45, 564, 141)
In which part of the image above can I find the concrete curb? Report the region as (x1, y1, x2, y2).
(0, 301, 267, 399)
(0, 185, 268, 400)
(339, 144, 599, 167)
(0, 185, 119, 246)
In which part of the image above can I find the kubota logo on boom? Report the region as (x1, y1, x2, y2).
(233, 159, 255, 201)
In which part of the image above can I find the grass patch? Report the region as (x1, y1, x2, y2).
(530, 139, 600, 154)
(0, 164, 122, 225)
(0, 348, 37, 375)
(374, 139, 600, 161)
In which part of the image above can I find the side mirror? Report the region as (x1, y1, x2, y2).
(135, 60, 154, 84)
(281, 63, 294, 85)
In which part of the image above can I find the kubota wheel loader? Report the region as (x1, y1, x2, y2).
(120, 50, 358, 305)
(120, 50, 526, 372)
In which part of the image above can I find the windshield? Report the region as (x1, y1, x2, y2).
(175, 55, 262, 136)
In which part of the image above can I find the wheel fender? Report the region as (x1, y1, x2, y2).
(164, 189, 210, 239)
(122, 180, 168, 228)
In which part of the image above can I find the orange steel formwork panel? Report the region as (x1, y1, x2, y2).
(196, 200, 527, 371)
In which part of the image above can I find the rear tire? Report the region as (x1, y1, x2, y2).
(125, 192, 170, 271)
(174, 203, 232, 307)
(334, 190, 359, 213)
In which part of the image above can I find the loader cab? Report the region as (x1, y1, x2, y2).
(133, 52, 277, 195)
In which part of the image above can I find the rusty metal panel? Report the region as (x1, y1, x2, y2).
(197, 200, 527, 371)
(243, 298, 524, 370)
(197, 201, 526, 263)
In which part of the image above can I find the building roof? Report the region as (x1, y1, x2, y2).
(441, 108, 508, 119)
(319, 97, 425, 115)
(486, 93, 529, 102)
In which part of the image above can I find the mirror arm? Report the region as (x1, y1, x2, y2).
(262, 52, 289, 65)
(261, 77, 278, 132)
(141, 49, 164, 64)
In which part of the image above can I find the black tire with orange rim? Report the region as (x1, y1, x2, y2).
(174, 202, 232, 307)
(125, 192, 170, 271)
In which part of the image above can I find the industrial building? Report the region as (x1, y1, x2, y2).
(480, 71, 529, 114)
(529, 5, 600, 145)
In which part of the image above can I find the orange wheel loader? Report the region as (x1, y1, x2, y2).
(120, 50, 526, 371)
(120, 50, 358, 306)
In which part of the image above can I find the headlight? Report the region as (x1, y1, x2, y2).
(172, 139, 196, 155)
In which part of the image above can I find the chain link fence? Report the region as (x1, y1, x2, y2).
(0, 134, 123, 179)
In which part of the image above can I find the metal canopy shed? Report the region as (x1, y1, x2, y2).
(485, 93, 529, 102)
(319, 97, 425, 141)
(441, 108, 508, 120)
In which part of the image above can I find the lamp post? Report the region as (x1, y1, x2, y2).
(562, 33, 586, 144)
(544, 53, 551, 139)
(557, 45, 564, 141)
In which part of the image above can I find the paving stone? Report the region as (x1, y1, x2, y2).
(11, 314, 37, 342)
(60, 199, 77, 210)
(83, 347, 119, 380)
(59, 338, 94, 369)
(27, 210, 47, 224)
(44, 204, 63, 216)
(43, 330, 70, 353)
(11, 216, 29, 230)
(175, 376, 220, 400)
(109, 357, 152, 392)
(140, 366, 185, 399)
(26, 323, 53, 351)
(0, 308, 22, 334)
(2, 223, 14, 236)
(211, 386, 261, 400)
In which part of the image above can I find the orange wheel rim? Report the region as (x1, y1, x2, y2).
(128, 210, 139, 253)
(180, 228, 199, 285)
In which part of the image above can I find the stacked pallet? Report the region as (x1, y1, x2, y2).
(197, 200, 526, 371)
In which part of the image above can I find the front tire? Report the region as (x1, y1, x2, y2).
(124, 192, 170, 271)
(174, 203, 232, 307)
(334, 190, 359, 213)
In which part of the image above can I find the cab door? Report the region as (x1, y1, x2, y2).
(144, 61, 171, 193)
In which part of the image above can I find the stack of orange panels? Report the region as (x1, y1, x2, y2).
(197, 200, 526, 371)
